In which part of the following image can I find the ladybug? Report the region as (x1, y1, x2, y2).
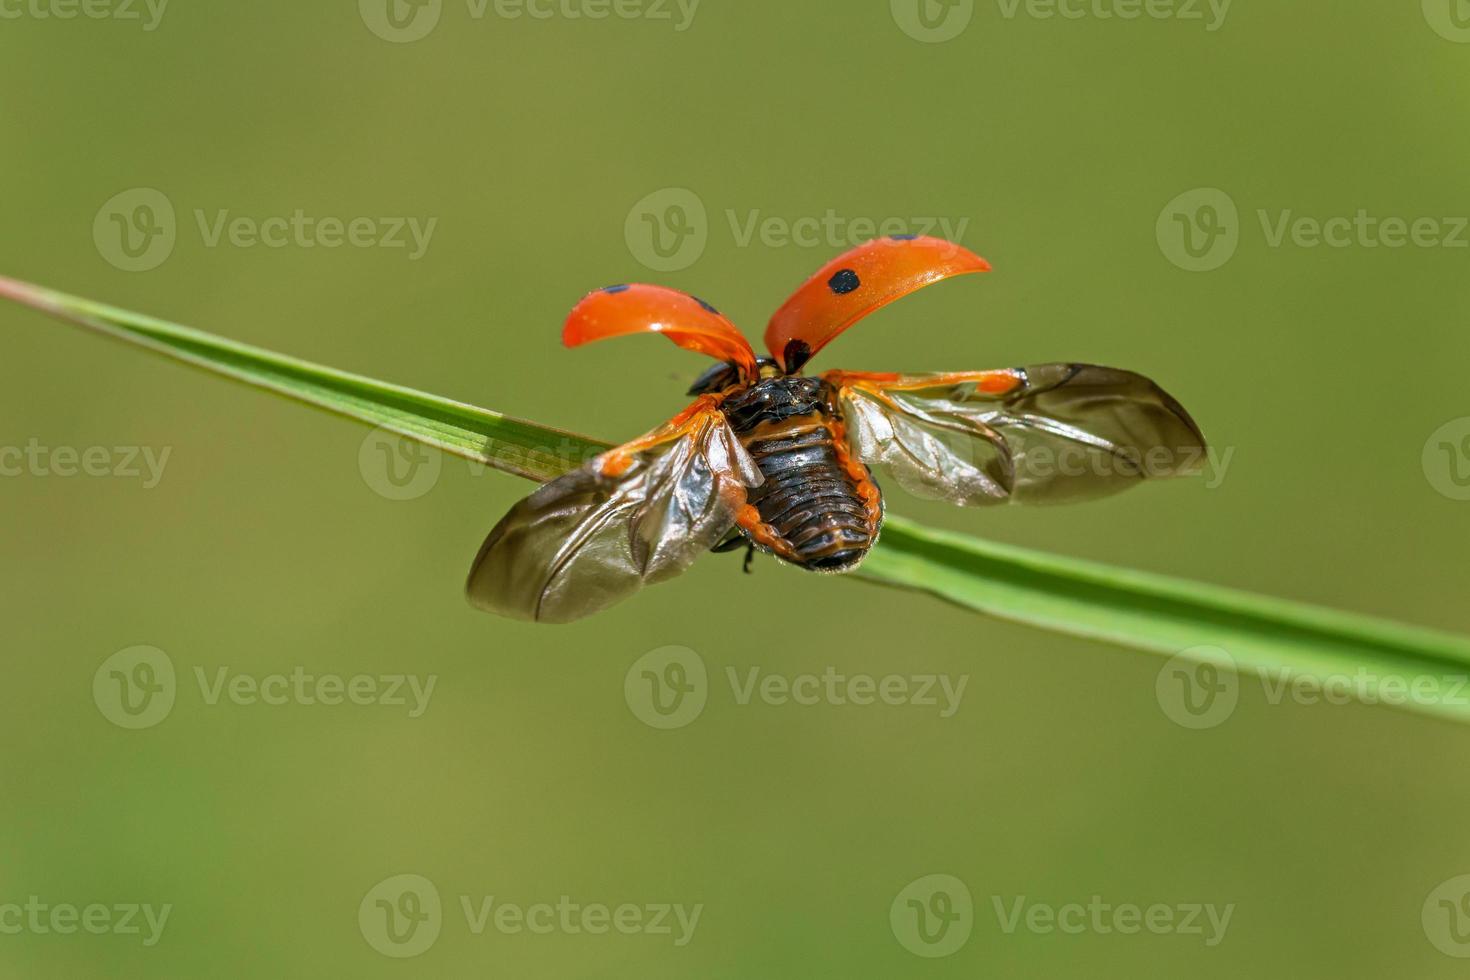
(468, 236, 1205, 622)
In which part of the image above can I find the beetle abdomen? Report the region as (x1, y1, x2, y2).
(742, 418, 875, 570)
(719, 376, 880, 572)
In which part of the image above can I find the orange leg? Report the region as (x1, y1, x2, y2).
(735, 505, 803, 564)
(594, 394, 725, 478)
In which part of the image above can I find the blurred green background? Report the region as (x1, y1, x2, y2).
(3, 0, 1470, 976)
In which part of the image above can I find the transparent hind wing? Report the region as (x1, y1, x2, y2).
(466, 399, 762, 623)
(828, 364, 1207, 506)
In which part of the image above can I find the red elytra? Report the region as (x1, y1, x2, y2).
(562, 236, 991, 376)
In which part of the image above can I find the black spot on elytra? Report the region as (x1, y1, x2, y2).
(693, 296, 720, 315)
(890, 234, 918, 241)
(828, 269, 861, 295)
(783, 339, 813, 373)
(602, 284, 631, 294)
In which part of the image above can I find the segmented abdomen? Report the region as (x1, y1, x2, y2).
(739, 412, 876, 571)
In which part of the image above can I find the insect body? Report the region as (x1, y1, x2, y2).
(467, 236, 1206, 623)
(718, 373, 881, 572)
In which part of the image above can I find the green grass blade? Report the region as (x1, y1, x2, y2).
(861, 517, 1470, 723)
(0, 276, 607, 482)
(6, 275, 1469, 722)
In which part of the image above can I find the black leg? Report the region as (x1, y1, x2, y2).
(712, 532, 757, 573)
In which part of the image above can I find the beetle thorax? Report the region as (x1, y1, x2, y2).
(720, 375, 829, 433)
